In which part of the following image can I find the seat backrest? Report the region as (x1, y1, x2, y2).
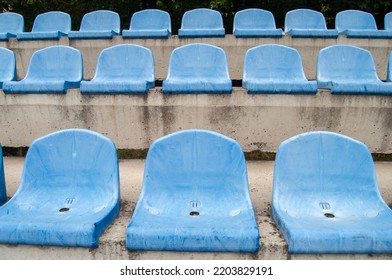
(285, 9, 327, 32)
(32, 11, 71, 33)
(130, 9, 171, 32)
(166, 43, 229, 80)
(317, 44, 379, 85)
(335, 10, 377, 32)
(79, 10, 120, 33)
(0, 144, 6, 205)
(0, 12, 24, 34)
(181, 8, 223, 30)
(233, 8, 277, 30)
(25, 46, 83, 81)
(387, 51, 392, 82)
(243, 44, 307, 83)
(385, 12, 392, 30)
(93, 44, 154, 82)
(0, 47, 16, 83)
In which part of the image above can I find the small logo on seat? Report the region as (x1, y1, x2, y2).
(319, 202, 331, 210)
(190, 201, 200, 208)
(65, 198, 75, 205)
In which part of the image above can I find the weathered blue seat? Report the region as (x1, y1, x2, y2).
(126, 129, 259, 252)
(163, 43, 231, 93)
(273, 131, 392, 254)
(0, 144, 6, 206)
(0, 12, 24, 41)
(385, 12, 392, 31)
(0, 129, 120, 247)
(0, 47, 16, 88)
(80, 44, 154, 94)
(3, 46, 83, 94)
(122, 9, 171, 38)
(178, 8, 225, 38)
(284, 9, 338, 38)
(68, 10, 120, 39)
(336, 10, 392, 38)
(233, 8, 282, 38)
(243, 44, 317, 94)
(16, 11, 71, 40)
(317, 44, 392, 95)
(387, 51, 392, 82)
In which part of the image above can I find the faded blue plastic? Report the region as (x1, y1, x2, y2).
(0, 48, 16, 88)
(387, 51, 392, 82)
(243, 44, 317, 94)
(178, 8, 225, 38)
(163, 43, 231, 93)
(317, 44, 392, 95)
(0, 144, 6, 206)
(0, 12, 24, 41)
(233, 9, 282, 38)
(272, 131, 392, 254)
(335, 10, 392, 38)
(284, 9, 338, 38)
(16, 11, 71, 40)
(0, 129, 120, 247)
(126, 129, 260, 252)
(385, 12, 392, 31)
(80, 44, 154, 94)
(68, 10, 120, 39)
(122, 9, 171, 38)
(3, 46, 83, 94)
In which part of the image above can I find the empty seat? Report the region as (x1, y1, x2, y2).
(0, 12, 24, 41)
(126, 129, 259, 252)
(335, 10, 392, 38)
(68, 10, 120, 39)
(0, 144, 6, 206)
(0, 47, 16, 88)
(273, 131, 392, 254)
(0, 129, 120, 247)
(163, 43, 231, 93)
(80, 44, 154, 94)
(385, 11, 392, 31)
(233, 8, 282, 38)
(122, 9, 171, 38)
(317, 44, 392, 95)
(284, 9, 338, 38)
(387, 51, 392, 82)
(243, 44, 317, 94)
(3, 45, 83, 94)
(178, 8, 225, 38)
(16, 11, 71, 40)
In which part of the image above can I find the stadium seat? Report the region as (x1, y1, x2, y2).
(178, 8, 225, 38)
(243, 44, 317, 94)
(317, 44, 392, 94)
(16, 11, 71, 40)
(163, 43, 231, 93)
(80, 44, 154, 94)
(284, 9, 338, 38)
(335, 10, 392, 38)
(2, 45, 83, 94)
(122, 9, 171, 38)
(385, 11, 392, 31)
(0, 12, 24, 41)
(0, 144, 6, 206)
(233, 8, 282, 38)
(0, 129, 120, 247)
(68, 10, 120, 39)
(0, 47, 16, 88)
(272, 131, 392, 254)
(126, 129, 260, 252)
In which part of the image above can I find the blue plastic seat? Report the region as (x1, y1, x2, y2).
(317, 44, 392, 95)
(233, 8, 282, 38)
(0, 129, 120, 247)
(387, 51, 392, 82)
(80, 44, 154, 94)
(272, 131, 392, 254)
(178, 8, 225, 38)
(336, 10, 392, 38)
(0, 12, 24, 41)
(122, 9, 171, 38)
(0, 47, 16, 88)
(243, 44, 317, 94)
(0, 144, 6, 206)
(126, 129, 259, 252)
(68, 10, 120, 39)
(385, 12, 392, 31)
(284, 9, 338, 38)
(16, 11, 71, 40)
(2, 46, 83, 94)
(163, 43, 231, 93)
